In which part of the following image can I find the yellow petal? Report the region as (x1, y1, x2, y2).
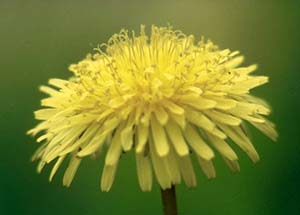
(49, 156, 65, 182)
(48, 78, 69, 88)
(39, 86, 59, 96)
(186, 110, 227, 139)
(76, 132, 107, 157)
(186, 110, 215, 131)
(196, 156, 216, 179)
(44, 126, 85, 161)
(177, 155, 197, 188)
(231, 76, 269, 93)
(233, 64, 257, 75)
(154, 105, 169, 125)
(150, 114, 169, 157)
(31, 143, 47, 161)
(136, 153, 153, 192)
(169, 112, 186, 129)
(205, 110, 242, 126)
(208, 127, 227, 139)
(207, 134, 238, 161)
(180, 96, 216, 110)
(165, 120, 189, 156)
(218, 124, 259, 162)
(136, 124, 149, 153)
(108, 97, 126, 108)
(101, 163, 119, 192)
(163, 100, 185, 115)
(37, 160, 46, 173)
(184, 124, 214, 160)
(223, 157, 240, 172)
(207, 96, 237, 110)
(163, 147, 181, 185)
(141, 109, 151, 127)
(149, 135, 171, 189)
(250, 119, 278, 141)
(234, 100, 271, 115)
(63, 155, 81, 187)
(34, 108, 59, 120)
(224, 56, 244, 68)
(105, 126, 123, 166)
(121, 127, 134, 151)
(58, 123, 100, 157)
(41, 97, 63, 108)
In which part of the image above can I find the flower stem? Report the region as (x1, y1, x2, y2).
(160, 185, 178, 215)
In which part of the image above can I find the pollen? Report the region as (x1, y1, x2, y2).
(28, 25, 278, 192)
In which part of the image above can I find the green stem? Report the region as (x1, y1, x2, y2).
(161, 185, 178, 215)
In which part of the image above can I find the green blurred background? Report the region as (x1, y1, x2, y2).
(1, 0, 299, 214)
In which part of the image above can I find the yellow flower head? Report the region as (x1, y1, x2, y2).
(28, 25, 278, 192)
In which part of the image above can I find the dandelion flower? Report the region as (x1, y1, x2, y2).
(28, 25, 277, 196)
